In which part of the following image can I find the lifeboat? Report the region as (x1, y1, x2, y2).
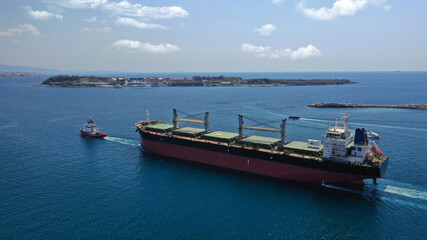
(367, 131, 380, 139)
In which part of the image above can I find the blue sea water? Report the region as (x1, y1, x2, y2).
(0, 72, 426, 239)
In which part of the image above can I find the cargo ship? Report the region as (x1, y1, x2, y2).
(136, 109, 389, 185)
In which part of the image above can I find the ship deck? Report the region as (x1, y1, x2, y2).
(136, 120, 387, 168)
(136, 121, 324, 162)
(202, 131, 240, 142)
(283, 141, 323, 154)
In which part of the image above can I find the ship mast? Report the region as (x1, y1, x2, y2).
(238, 114, 244, 140)
(342, 109, 350, 133)
(86, 114, 96, 132)
(173, 108, 178, 129)
(280, 119, 287, 147)
(146, 110, 150, 122)
(204, 112, 210, 133)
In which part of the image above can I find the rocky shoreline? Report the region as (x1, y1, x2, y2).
(308, 103, 427, 110)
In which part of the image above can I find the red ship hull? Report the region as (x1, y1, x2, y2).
(80, 129, 107, 138)
(141, 138, 372, 184)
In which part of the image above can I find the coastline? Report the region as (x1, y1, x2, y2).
(37, 75, 356, 88)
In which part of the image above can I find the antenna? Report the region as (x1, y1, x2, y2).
(146, 110, 150, 122)
(341, 109, 350, 132)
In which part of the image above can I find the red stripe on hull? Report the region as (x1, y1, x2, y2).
(141, 138, 367, 184)
(80, 129, 107, 138)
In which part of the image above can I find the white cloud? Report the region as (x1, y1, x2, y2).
(0, 24, 42, 37)
(84, 16, 97, 22)
(241, 43, 321, 60)
(82, 27, 111, 33)
(0, 28, 22, 37)
(51, 0, 189, 20)
(103, 1, 189, 19)
(113, 39, 180, 53)
(298, 0, 391, 20)
(96, 27, 111, 33)
(290, 45, 322, 59)
(28, 8, 63, 20)
(372, 0, 392, 10)
(116, 17, 167, 30)
(273, 0, 285, 5)
(254, 24, 277, 37)
(55, 0, 107, 8)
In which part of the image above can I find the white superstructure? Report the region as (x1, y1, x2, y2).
(321, 111, 368, 164)
(84, 114, 100, 133)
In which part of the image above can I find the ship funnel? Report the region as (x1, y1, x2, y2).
(354, 128, 368, 145)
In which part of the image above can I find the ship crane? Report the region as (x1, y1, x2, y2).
(238, 114, 287, 148)
(136, 109, 389, 185)
(173, 108, 210, 133)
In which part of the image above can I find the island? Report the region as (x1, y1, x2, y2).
(308, 103, 427, 110)
(1, 72, 45, 78)
(38, 75, 356, 87)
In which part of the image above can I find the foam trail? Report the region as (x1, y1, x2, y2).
(322, 184, 427, 211)
(104, 137, 140, 147)
(322, 183, 362, 194)
(353, 122, 427, 133)
(48, 115, 86, 122)
(300, 117, 329, 123)
(301, 117, 427, 132)
(366, 180, 427, 201)
(0, 123, 18, 129)
(382, 197, 427, 211)
(383, 186, 427, 201)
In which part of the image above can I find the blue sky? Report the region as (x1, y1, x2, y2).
(0, 0, 426, 72)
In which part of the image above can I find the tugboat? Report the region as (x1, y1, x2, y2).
(80, 114, 107, 138)
(289, 115, 300, 119)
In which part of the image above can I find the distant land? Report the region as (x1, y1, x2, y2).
(0, 72, 45, 78)
(0, 63, 60, 75)
(308, 102, 427, 110)
(38, 75, 356, 87)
